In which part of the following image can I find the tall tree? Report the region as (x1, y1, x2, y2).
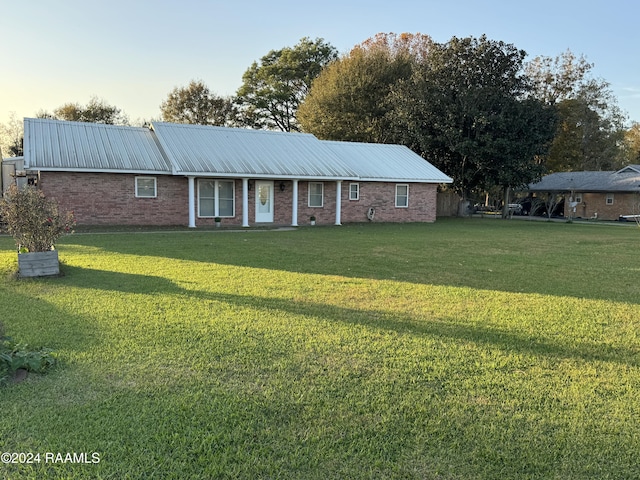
(525, 50, 594, 104)
(236, 37, 338, 131)
(0, 112, 24, 157)
(38, 96, 129, 125)
(298, 33, 432, 142)
(160, 80, 235, 126)
(623, 122, 640, 164)
(525, 50, 627, 171)
(392, 35, 556, 204)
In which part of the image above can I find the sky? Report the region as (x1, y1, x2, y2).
(2, 0, 640, 127)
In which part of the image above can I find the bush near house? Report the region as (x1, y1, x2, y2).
(0, 185, 75, 252)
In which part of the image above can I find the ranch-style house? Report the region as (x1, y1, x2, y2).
(528, 166, 640, 221)
(4, 118, 453, 227)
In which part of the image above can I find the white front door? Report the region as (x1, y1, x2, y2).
(255, 181, 274, 223)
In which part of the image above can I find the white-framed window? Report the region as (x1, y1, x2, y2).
(135, 176, 157, 198)
(349, 183, 360, 201)
(574, 194, 582, 204)
(606, 193, 614, 205)
(395, 184, 409, 208)
(198, 179, 235, 217)
(309, 182, 324, 207)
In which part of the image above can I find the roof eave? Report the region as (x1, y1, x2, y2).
(26, 167, 173, 175)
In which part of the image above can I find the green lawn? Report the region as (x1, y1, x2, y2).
(1, 219, 639, 479)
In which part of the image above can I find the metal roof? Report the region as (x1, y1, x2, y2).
(24, 118, 172, 174)
(617, 165, 640, 174)
(22, 119, 452, 184)
(151, 122, 359, 179)
(529, 170, 640, 192)
(323, 140, 453, 183)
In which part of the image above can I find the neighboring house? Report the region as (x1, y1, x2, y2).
(14, 118, 452, 227)
(528, 166, 640, 220)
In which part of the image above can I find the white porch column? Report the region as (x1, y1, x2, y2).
(291, 179, 299, 226)
(188, 176, 196, 228)
(242, 178, 250, 227)
(335, 180, 342, 226)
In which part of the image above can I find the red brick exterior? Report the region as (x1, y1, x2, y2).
(564, 192, 640, 221)
(38, 172, 440, 227)
(39, 172, 189, 226)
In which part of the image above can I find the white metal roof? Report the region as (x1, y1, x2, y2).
(150, 122, 359, 179)
(322, 140, 453, 183)
(23, 119, 452, 184)
(24, 118, 172, 174)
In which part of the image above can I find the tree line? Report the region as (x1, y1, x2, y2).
(3, 33, 640, 204)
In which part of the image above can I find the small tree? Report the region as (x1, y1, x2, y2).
(0, 185, 75, 252)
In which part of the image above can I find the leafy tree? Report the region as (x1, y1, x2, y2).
(0, 112, 24, 157)
(160, 80, 235, 126)
(236, 37, 338, 131)
(37, 96, 129, 125)
(546, 98, 625, 171)
(623, 122, 640, 164)
(298, 33, 432, 142)
(525, 50, 627, 171)
(525, 50, 594, 104)
(392, 35, 556, 205)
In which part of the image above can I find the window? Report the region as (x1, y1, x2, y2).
(218, 180, 234, 216)
(395, 184, 409, 208)
(606, 193, 614, 205)
(135, 177, 157, 198)
(309, 182, 324, 207)
(349, 183, 360, 201)
(574, 194, 582, 204)
(198, 179, 235, 217)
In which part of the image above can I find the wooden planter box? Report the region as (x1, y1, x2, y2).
(18, 250, 60, 277)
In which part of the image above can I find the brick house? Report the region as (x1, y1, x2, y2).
(528, 166, 640, 220)
(17, 118, 452, 227)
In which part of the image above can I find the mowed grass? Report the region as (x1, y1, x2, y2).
(1, 219, 639, 479)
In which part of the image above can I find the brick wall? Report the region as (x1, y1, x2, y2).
(243, 180, 438, 225)
(564, 192, 640, 220)
(40, 172, 189, 226)
(39, 173, 440, 226)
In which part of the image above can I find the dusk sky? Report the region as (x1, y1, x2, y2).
(2, 0, 639, 125)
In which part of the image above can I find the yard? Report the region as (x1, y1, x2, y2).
(1, 219, 639, 479)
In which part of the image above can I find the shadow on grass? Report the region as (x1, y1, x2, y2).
(0, 283, 101, 355)
(60, 265, 640, 369)
(58, 221, 640, 305)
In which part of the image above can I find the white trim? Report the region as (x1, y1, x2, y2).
(349, 182, 360, 200)
(606, 193, 615, 205)
(135, 176, 157, 198)
(308, 182, 324, 207)
(26, 167, 172, 175)
(177, 171, 360, 181)
(197, 179, 235, 218)
(395, 184, 409, 208)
